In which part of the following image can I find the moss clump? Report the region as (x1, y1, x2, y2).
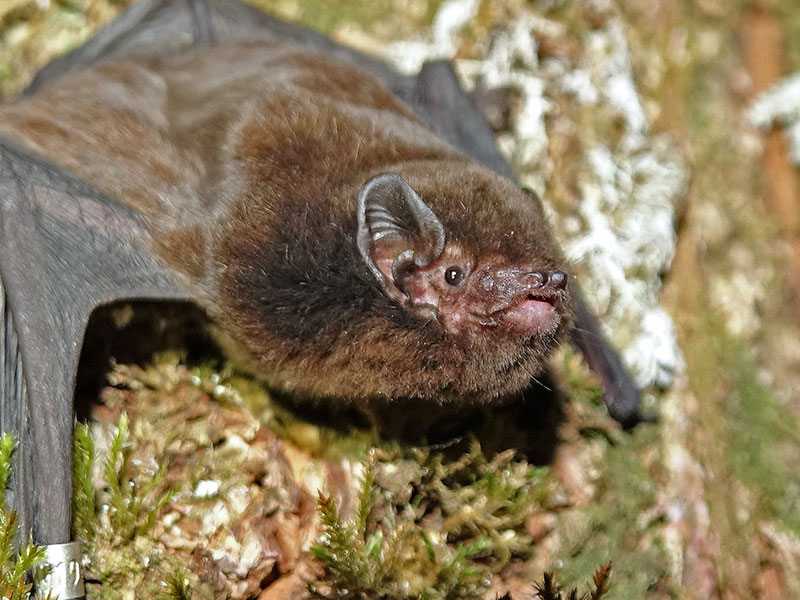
(73, 414, 174, 547)
(103, 413, 174, 542)
(72, 422, 97, 546)
(410, 442, 550, 565)
(310, 462, 491, 600)
(72, 414, 191, 600)
(310, 444, 550, 600)
(161, 565, 192, 600)
(0, 433, 46, 600)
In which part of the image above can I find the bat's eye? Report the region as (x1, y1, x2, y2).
(444, 266, 465, 286)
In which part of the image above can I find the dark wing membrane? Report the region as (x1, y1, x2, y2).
(399, 61, 516, 181)
(0, 138, 189, 543)
(0, 277, 31, 541)
(570, 293, 645, 428)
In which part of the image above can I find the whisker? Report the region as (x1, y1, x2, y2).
(570, 326, 604, 340)
(530, 375, 552, 392)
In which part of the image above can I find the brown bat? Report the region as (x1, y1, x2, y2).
(0, 0, 642, 587)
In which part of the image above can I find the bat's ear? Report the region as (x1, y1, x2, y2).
(522, 186, 547, 216)
(357, 173, 445, 302)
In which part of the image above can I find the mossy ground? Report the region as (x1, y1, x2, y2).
(74, 355, 562, 599)
(3, 0, 800, 598)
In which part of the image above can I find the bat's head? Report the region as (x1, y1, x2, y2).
(220, 161, 571, 404)
(357, 172, 568, 340)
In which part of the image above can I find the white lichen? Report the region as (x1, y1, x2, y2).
(477, 16, 554, 195)
(582, 20, 649, 142)
(565, 136, 687, 387)
(193, 479, 221, 498)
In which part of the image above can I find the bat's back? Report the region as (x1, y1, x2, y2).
(0, 42, 448, 229)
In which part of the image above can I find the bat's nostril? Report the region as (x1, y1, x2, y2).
(527, 271, 546, 288)
(549, 270, 567, 290)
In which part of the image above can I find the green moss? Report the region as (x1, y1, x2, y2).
(103, 413, 174, 542)
(720, 336, 800, 533)
(160, 565, 193, 600)
(413, 442, 550, 564)
(74, 413, 189, 600)
(553, 346, 606, 410)
(311, 478, 492, 600)
(311, 444, 551, 599)
(72, 422, 98, 544)
(0, 434, 46, 600)
(248, 0, 443, 38)
(0, 516, 45, 600)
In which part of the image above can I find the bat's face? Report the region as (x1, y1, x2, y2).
(219, 164, 571, 403)
(358, 172, 569, 341)
(390, 246, 568, 337)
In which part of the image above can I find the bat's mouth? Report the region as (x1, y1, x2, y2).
(502, 294, 560, 333)
(524, 292, 557, 305)
(471, 292, 561, 332)
(505, 290, 560, 311)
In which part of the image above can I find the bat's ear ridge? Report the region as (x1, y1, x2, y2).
(357, 173, 445, 300)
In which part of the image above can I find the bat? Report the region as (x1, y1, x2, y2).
(0, 0, 643, 594)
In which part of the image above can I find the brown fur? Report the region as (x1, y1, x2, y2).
(158, 227, 209, 278)
(0, 41, 571, 405)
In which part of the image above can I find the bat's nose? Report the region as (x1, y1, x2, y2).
(525, 270, 567, 290)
